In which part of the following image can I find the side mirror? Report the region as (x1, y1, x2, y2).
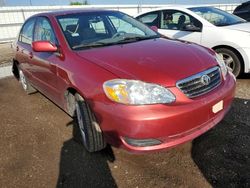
(32, 41, 57, 52)
(150, 26, 158, 32)
(182, 24, 201, 32)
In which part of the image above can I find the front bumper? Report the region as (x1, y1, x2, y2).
(95, 73, 236, 153)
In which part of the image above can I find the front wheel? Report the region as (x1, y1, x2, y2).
(215, 48, 242, 77)
(75, 93, 106, 152)
(18, 69, 36, 94)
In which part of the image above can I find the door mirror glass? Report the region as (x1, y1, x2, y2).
(32, 41, 57, 52)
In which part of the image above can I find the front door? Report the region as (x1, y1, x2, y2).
(30, 16, 61, 104)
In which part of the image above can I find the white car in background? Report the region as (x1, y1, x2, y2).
(136, 6, 250, 77)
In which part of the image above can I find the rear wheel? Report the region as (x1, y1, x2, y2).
(18, 69, 36, 94)
(215, 48, 242, 77)
(75, 93, 106, 152)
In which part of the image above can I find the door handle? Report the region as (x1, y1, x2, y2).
(29, 52, 33, 59)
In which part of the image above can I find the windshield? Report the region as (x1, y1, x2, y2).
(56, 11, 159, 50)
(189, 7, 246, 26)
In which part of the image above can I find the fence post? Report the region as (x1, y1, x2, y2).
(21, 9, 25, 22)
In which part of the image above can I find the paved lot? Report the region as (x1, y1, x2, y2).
(0, 75, 249, 188)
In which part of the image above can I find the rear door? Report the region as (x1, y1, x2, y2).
(16, 17, 36, 81)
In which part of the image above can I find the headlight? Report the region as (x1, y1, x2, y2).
(103, 79, 176, 105)
(215, 53, 228, 79)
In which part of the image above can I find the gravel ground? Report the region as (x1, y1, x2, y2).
(0, 75, 249, 188)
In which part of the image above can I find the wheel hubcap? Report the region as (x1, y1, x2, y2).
(19, 70, 27, 90)
(219, 52, 235, 71)
(76, 103, 86, 143)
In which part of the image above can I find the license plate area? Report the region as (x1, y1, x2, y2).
(212, 100, 223, 114)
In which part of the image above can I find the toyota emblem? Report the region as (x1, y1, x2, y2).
(201, 75, 211, 86)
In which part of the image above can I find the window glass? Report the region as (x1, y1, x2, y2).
(58, 18, 79, 31)
(109, 16, 144, 35)
(161, 10, 194, 30)
(137, 11, 160, 27)
(57, 11, 159, 50)
(34, 17, 56, 44)
(19, 18, 35, 45)
(89, 16, 107, 34)
(190, 7, 246, 26)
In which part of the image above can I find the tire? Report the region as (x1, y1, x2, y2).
(215, 48, 242, 77)
(18, 68, 36, 94)
(74, 93, 106, 152)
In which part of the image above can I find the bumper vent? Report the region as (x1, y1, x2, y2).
(177, 66, 222, 98)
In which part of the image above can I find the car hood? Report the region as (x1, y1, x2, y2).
(76, 38, 218, 87)
(224, 22, 250, 33)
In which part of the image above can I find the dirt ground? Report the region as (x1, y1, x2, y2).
(0, 42, 249, 188)
(0, 75, 249, 188)
(0, 43, 13, 66)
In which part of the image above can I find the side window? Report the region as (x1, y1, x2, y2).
(161, 10, 201, 31)
(34, 17, 56, 44)
(137, 11, 160, 27)
(19, 18, 35, 45)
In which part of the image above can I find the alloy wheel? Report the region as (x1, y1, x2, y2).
(19, 70, 28, 91)
(218, 52, 235, 71)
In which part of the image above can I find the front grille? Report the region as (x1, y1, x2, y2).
(177, 66, 222, 98)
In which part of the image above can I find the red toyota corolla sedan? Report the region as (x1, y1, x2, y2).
(12, 9, 236, 153)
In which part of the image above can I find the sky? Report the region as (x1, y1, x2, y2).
(3, 0, 248, 6)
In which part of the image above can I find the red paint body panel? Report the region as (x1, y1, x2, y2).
(76, 38, 218, 86)
(13, 9, 236, 153)
(94, 73, 235, 152)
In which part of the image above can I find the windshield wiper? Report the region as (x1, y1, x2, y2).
(115, 35, 159, 44)
(72, 36, 159, 49)
(72, 41, 110, 50)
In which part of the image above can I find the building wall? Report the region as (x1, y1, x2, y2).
(0, 4, 239, 43)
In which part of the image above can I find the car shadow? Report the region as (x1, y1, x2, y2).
(191, 98, 250, 187)
(56, 119, 118, 188)
(240, 73, 250, 79)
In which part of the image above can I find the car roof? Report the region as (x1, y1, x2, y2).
(32, 8, 119, 17)
(135, 5, 216, 17)
(136, 5, 214, 14)
(242, 1, 250, 5)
